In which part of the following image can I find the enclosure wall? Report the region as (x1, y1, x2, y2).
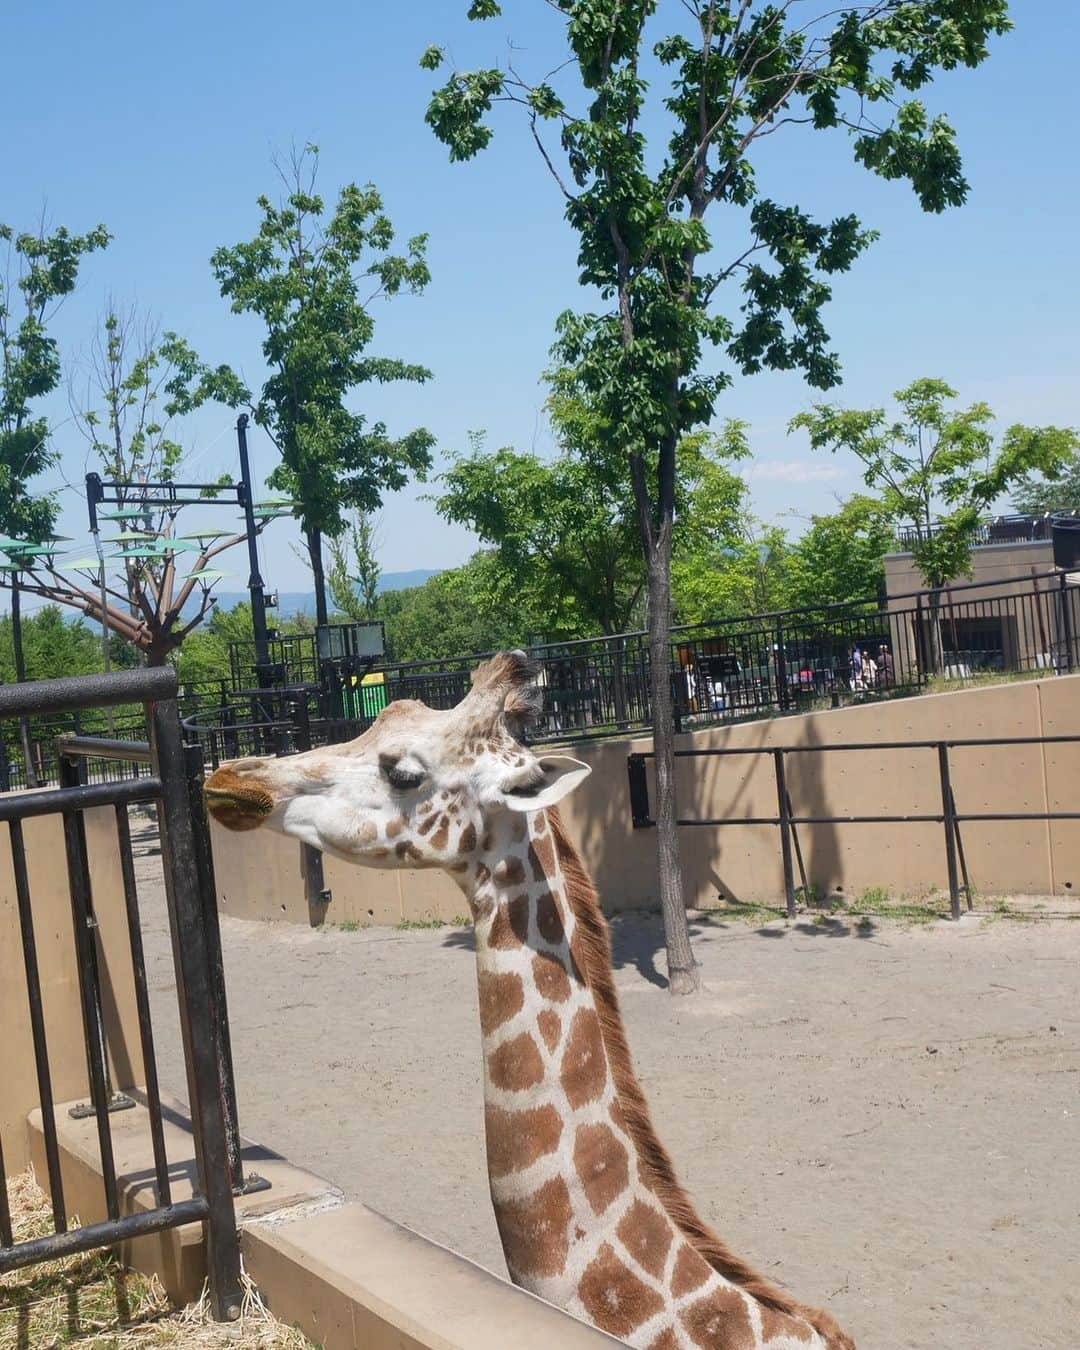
(207, 673, 1080, 924)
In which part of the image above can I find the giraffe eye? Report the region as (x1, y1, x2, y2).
(383, 763, 425, 792)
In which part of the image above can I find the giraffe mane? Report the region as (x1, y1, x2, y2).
(547, 807, 855, 1350)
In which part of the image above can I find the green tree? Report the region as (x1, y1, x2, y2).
(377, 553, 540, 663)
(425, 1, 1010, 994)
(1, 218, 109, 782)
(784, 495, 895, 611)
(1012, 450, 1080, 515)
(212, 147, 435, 626)
(792, 378, 1078, 670)
(328, 513, 382, 620)
(792, 380, 1077, 589)
(70, 305, 246, 668)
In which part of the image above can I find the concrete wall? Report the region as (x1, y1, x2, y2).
(0, 807, 149, 1171)
(883, 539, 1055, 599)
(210, 673, 1080, 928)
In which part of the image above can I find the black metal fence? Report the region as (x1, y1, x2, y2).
(627, 734, 1080, 921)
(3, 570, 1078, 784)
(0, 668, 259, 1319)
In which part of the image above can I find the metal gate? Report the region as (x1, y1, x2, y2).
(0, 667, 251, 1320)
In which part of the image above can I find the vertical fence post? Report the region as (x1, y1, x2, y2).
(937, 742, 961, 920)
(775, 623, 788, 712)
(627, 754, 652, 828)
(773, 749, 797, 919)
(151, 698, 242, 1320)
(1060, 569, 1075, 673)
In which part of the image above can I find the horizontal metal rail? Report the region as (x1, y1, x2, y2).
(58, 735, 152, 765)
(0, 1196, 209, 1273)
(0, 666, 177, 717)
(628, 732, 1080, 921)
(0, 776, 162, 822)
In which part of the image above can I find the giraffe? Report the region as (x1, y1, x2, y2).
(204, 652, 855, 1350)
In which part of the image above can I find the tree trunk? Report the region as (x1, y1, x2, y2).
(11, 575, 39, 789)
(308, 527, 329, 628)
(646, 524, 699, 996)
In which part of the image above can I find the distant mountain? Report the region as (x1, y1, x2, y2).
(211, 569, 441, 618)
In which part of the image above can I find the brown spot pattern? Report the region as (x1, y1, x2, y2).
(671, 1244, 710, 1298)
(648, 1333, 679, 1350)
(484, 1104, 562, 1178)
(560, 1009, 607, 1109)
(489, 895, 529, 949)
(477, 971, 524, 1036)
(474, 862, 491, 886)
(615, 1199, 672, 1279)
(417, 811, 438, 836)
(458, 822, 477, 853)
(495, 855, 526, 886)
(494, 1175, 572, 1280)
(533, 952, 572, 1003)
(511, 814, 527, 842)
(529, 834, 555, 881)
(385, 815, 406, 838)
(395, 840, 422, 862)
(430, 817, 450, 851)
(487, 1032, 544, 1092)
(537, 1009, 561, 1053)
(680, 1288, 756, 1350)
(760, 1305, 814, 1344)
(578, 1242, 665, 1340)
(573, 1122, 629, 1215)
(535, 889, 564, 944)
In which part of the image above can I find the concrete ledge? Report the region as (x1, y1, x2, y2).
(243, 1201, 619, 1350)
(28, 1095, 617, 1347)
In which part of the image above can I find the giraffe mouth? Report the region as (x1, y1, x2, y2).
(204, 771, 276, 832)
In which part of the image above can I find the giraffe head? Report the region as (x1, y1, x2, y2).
(204, 651, 590, 879)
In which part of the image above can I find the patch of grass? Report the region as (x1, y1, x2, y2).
(0, 1169, 312, 1349)
(700, 898, 788, 927)
(397, 916, 447, 930)
(335, 919, 361, 933)
(848, 886, 947, 926)
(858, 886, 890, 908)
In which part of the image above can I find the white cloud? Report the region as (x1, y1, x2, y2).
(742, 460, 846, 484)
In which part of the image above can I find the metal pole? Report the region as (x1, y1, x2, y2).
(1060, 569, 1075, 673)
(937, 742, 961, 920)
(236, 415, 271, 686)
(773, 749, 797, 918)
(151, 698, 242, 1319)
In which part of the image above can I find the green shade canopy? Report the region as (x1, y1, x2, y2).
(188, 568, 232, 581)
(101, 532, 158, 544)
(243, 508, 292, 521)
(254, 498, 297, 508)
(0, 544, 63, 558)
(178, 530, 231, 542)
(65, 557, 106, 569)
(100, 509, 153, 521)
(107, 546, 171, 560)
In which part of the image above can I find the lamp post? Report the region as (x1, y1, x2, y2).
(235, 416, 271, 684)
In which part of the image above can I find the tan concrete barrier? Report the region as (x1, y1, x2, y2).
(1, 806, 148, 1171)
(209, 673, 1080, 925)
(26, 1098, 619, 1348)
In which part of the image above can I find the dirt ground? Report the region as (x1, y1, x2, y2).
(132, 832, 1079, 1350)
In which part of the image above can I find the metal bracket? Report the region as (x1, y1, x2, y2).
(233, 1171, 272, 1198)
(69, 1092, 137, 1120)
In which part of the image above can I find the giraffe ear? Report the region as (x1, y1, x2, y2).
(500, 756, 591, 812)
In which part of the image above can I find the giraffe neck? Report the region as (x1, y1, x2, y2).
(467, 808, 835, 1350)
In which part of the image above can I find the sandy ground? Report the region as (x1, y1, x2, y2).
(131, 830, 1079, 1350)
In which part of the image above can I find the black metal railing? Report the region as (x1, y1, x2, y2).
(5, 569, 1078, 785)
(893, 511, 1080, 551)
(627, 734, 1080, 922)
(0, 667, 259, 1319)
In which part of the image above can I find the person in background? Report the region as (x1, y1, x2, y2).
(878, 643, 895, 688)
(862, 649, 878, 689)
(848, 643, 863, 690)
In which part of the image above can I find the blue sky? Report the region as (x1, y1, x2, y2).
(4, 1, 1078, 595)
